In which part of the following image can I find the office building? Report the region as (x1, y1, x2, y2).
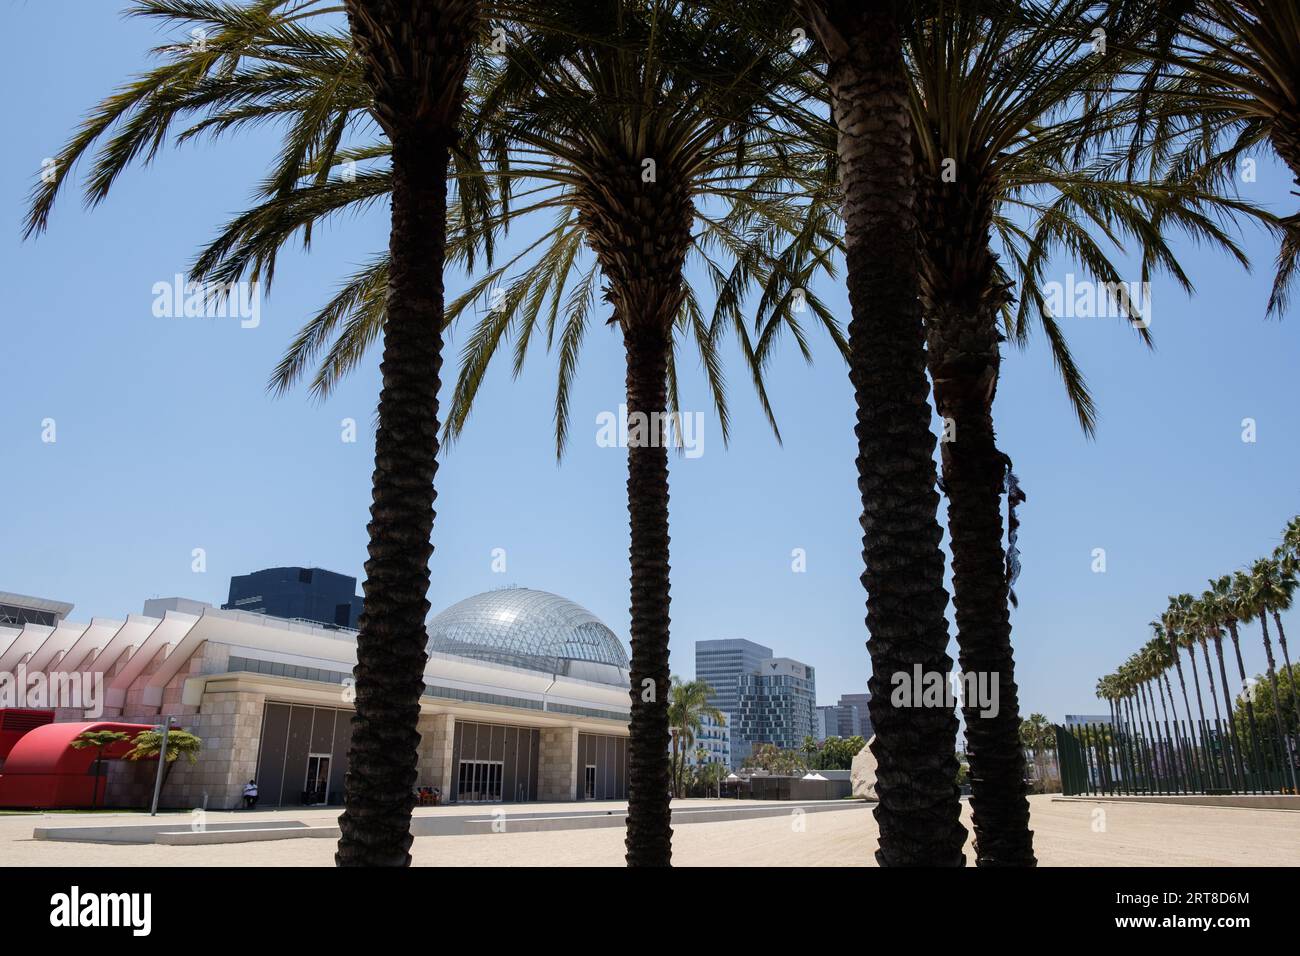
(222, 566, 364, 630)
(836, 692, 874, 740)
(694, 638, 773, 714)
(732, 657, 817, 765)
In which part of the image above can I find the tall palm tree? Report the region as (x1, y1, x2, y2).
(1179, 591, 1228, 785)
(231, 0, 837, 865)
(1190, 595, 1233, 785)
(29, 0, 838, 866)
(1216, 572, 1265, 780)
(321, 0, 483, 868)
(1156, 614, 1199, 779)
(796, 0, 966, 866)
(22, 0, 481, 865)
(791, 0, 1268, 865)
(1199, 582, 1246, 785)
(1238, 564, 1298, 791)
(1149, 625, 1191, 782)
(667, 677, 725, 796)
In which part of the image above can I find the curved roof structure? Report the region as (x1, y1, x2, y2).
(426, 588, 629, 686)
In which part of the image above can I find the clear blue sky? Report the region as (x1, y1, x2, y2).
(3, 3, 1297, 721)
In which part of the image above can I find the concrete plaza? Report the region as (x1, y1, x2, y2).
(3, 795, 1299, 866)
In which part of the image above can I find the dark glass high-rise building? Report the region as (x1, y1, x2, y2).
(222, 567, 364, 630)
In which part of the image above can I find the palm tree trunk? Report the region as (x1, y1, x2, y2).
(1154, 675, 1175, 785)
(335, 0, 478, 867)
(1165, 631, 1200, 785)
(623, 321, 675, 866)
(1185, 641, 1210, 756)
(1227, 620, 1265, 785)
(1212, 634, 1245, 790)
(1270, 611, 1300, 734)
(1160, 671, 1189, 786)
(1197, 635, 1229, 786)
(1138, 682, 1160, 788)
(803, 1, 965, 866)
(918, 149, 1032, 863)
(1258, 613, 1298, 791)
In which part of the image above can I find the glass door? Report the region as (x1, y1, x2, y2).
(456, 760, 504, 802)
(304, 754, 331, 805)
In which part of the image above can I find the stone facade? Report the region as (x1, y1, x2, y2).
(416, 712, 455, 796)
(105, 689, 265, 811)
(538, 726, 579, 801)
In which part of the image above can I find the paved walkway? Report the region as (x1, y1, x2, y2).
(3, 795, 1297, 866)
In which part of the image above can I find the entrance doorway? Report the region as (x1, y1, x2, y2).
(303, 754, 331, 805)
(457, 760, 504, 802)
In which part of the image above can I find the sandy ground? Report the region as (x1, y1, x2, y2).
(2, 795, 1297, 866)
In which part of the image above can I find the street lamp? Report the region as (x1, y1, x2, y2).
(148, 716, 177, 817)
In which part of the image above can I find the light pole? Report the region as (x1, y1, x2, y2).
(148, 716, 176, 817)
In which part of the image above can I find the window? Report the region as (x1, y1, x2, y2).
(456, 760, 503, 802)
(585, 765, 597, 800)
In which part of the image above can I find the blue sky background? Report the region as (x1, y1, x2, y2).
(3, 3, 1297, 721)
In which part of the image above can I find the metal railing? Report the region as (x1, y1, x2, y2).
(1056, 719, 1299, 796)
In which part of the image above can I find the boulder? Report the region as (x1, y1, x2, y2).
(850, 736, 878, 799)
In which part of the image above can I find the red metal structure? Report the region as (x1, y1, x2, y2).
(0, 720, 154, 808)
(0, 709, 55, 762)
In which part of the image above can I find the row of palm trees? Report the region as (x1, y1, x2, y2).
(25, 0, 1300, 865)
(1096, 517, 1300, 792)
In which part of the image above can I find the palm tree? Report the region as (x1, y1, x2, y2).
(22, 0, 480, 867)
(323, 0, 483, 868)
(1277, 516, 1300, 568)
(1216, 572, 1266, 782)
(123, 728, 204, 795)
(69, 731, 131, 809)
(1170, 594, 1211, 747)
(667, 677, 725, 796)
(792, 0, 1268, 865)
(1238, 564, 1298, 791)
(1190, 595, 1234, 786)
(796, 0, 966, 868)
(1113, 0, 1300, 315)
(1148, 627, 1191, 784)
(241, 1, 834, 865)
(1156, 614, 1200, 781)
(1200, 582, 1247, 785)
(419, 3, 827, 868)
(1249, 558, 1300, 743)
(28, 0, 836, 867)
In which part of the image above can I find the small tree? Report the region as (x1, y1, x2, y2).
(741, 743, 807, 776)
(69, 730, 130, 809)
(124, 729, 203, 802)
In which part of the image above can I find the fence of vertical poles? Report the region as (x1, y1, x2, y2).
(1055, 717, 1300, 797)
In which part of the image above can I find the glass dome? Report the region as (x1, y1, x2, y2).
(426, 587, 630, 686)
